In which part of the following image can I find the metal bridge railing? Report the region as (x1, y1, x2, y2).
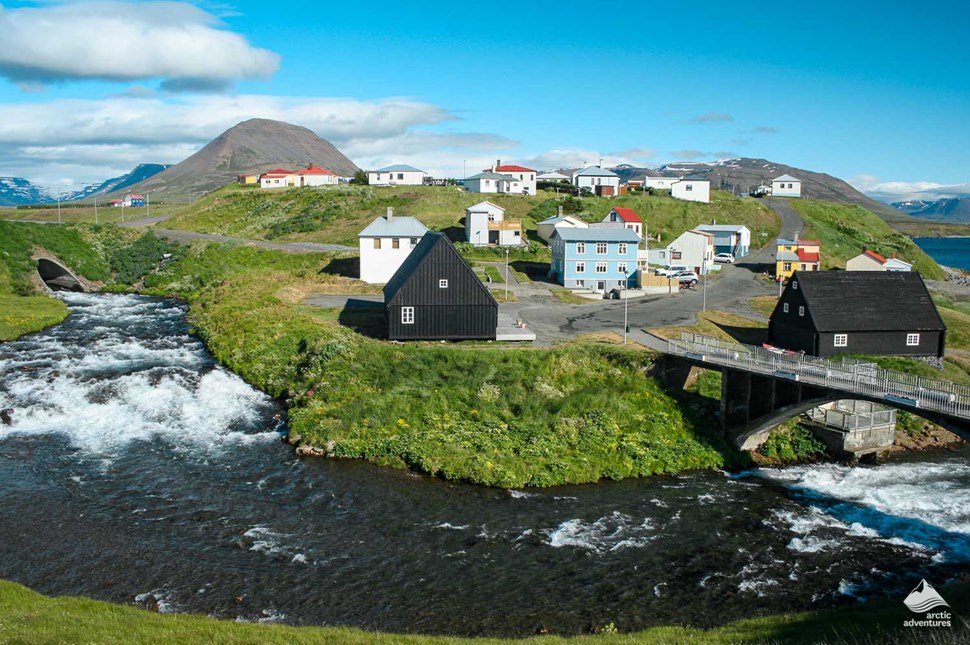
(667, 332, 970, 419)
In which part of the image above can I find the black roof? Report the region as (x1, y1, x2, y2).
(383, 232, 496, 306)
(790, 271, 946, 332)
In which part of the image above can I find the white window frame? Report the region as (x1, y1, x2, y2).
(799, 306, 805, 317)
(401, 307, 414, 324)
(576, 242, 586, 254)
(618, 242, 628, 254)
(439, 279, 448, 289)
(595, 262, 607, 274)
(906, 333, 920, 346)
(793, 281, 798, 290)
(617, 262, 628, 274)
(834, 334, 847, 347)
(596, 242, 608, 255)
(783, 303, 789, 313)
(575, 261, 586, 273)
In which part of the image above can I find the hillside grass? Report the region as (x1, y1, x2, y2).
(1, 202, 187, 225)
(790, 199, 945, 279)
(140, 242, 742, 488)
(2, 578, 967, 644)
(163, 184, 779, 250)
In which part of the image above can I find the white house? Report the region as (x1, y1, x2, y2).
(695, 223, 751, 257)
(259, 168, 294, 189)
(358, 208, 429, 283)
(845, 249, 912, 272)
(536, 212, 588, 242)
(295, 165, 338, 186)
(463, 172, 522, 194)
(660, 229, 715, 275)
(885, 256, 913, 272)
(465, 201, 523, 246)
(642, 173, 681, 190)
(771, 174, 802, 198)
(488, 163, 537, 195)
(369, 164, 428, 186)
(573, 166, 621, 196)
(671, 178, 711, 203)
(602, 207, 643, 239)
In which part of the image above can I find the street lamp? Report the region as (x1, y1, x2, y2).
(702, 258, 707, 313)
(623, 288, 629, 345)
(504, 247, 510, 301)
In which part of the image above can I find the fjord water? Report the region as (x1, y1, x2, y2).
(914, 237, 970, 271)
(0, 293, 968, 636)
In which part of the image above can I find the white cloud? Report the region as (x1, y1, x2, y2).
(0, 2, 280, 88)
(850, 174, 970, 202)
(514, 148, 655, 171)
(690, 112, 734, 124)
(0, 94, 519, 186)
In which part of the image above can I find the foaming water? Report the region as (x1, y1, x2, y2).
(0, 293, 967, 637)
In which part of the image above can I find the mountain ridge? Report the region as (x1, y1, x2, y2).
(892, 197, 970, 223)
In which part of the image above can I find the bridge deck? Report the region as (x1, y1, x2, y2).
(667, 333, 970, 421)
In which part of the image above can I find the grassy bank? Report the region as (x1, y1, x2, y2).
(1, 578, 966, 643)
(163, 184, 778, 250)
(140, 243, 740, 487)
(790, 199, 945, 279)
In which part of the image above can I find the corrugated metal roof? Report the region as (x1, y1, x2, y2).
(465, 172, 517, 181)
(373, 164, 425, 173)
(696, 224, 750, 233)
(358, 215, 429, 238)
(466, 200, 505, 213)
(573, 166, 620, 177)
(776, 251, 800, 262)
(773, 174, 801, 182)
(552, 227, 640, 242)
(791, 271, 946, 332)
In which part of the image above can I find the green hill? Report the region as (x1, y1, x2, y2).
(790, 199, 945, 280)
(164, 184, 778, 248)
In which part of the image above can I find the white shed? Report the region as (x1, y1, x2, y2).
(369, 164, 428, 186)
(671, 178, 711, 203)
(771, 174, 802, 198)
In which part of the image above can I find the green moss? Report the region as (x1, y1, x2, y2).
(757, 421, 828, 463)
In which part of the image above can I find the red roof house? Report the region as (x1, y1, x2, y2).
(601, 207, 643, 238)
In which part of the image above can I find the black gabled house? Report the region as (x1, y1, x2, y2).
(768, 271, 946, 358)
(384, 232, 498, 340)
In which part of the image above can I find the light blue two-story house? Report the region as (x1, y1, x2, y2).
(549, 227, 640, 292)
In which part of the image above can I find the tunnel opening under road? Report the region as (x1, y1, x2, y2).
(37, 258, 84, 292)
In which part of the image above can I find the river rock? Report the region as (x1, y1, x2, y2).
(0, 409, 12, 425)
(295, 444, 327, 458)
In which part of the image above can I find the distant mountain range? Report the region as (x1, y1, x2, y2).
(0, 177, 54, 207)
(69, 164, 170, 201)
(611, 158, 913, 223)
(118, 118, 360, 202)
(892, 197, 970, 223)
(0, 164, 169, 207)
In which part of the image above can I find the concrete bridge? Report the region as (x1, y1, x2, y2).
(660, 333, 970, 449)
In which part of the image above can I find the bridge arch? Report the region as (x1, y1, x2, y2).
(36, 258, 84, 292)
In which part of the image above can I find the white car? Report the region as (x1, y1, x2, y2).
(655, 264, 689, 277)
(713, 253, 735, 263)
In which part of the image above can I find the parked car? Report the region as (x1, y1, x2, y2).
(655, 264, 689, 277)
(673, 271, 699, 286)
(714, 252, 735, 263)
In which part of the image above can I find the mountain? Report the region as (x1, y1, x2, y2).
(116, 119, 360, 202)
(0, 177, 53, 207)
(892, 197, 970, 223)
(68, 164, 169, 202)
(611, 157, 915, 224)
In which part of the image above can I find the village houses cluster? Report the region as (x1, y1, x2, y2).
(241, 161, 926, 356)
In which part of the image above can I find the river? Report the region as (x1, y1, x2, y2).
(0, 293, 967, 636)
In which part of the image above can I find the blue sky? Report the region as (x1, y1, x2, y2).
(0, 0, 967, 201)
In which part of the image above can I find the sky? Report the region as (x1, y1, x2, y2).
(0, 0, 967, 202)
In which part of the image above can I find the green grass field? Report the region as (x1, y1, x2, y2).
(1, 578, 966, 644)
(790, 199, 945, 279)
(161, 184, 779, 250)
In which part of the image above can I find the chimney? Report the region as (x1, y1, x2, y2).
(794, 232, 799, 243)
(493, 159, 500, 172)
(711, 218, 716, 225)
(386, 207, 394, 221)
(891, 251, 897, 259)
(558, 205, 563, 216)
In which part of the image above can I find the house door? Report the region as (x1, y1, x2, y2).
(597, 281, 605, 292)
(488, 231, 499, 245)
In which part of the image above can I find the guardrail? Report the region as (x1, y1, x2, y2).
(667, 332, 970, 419)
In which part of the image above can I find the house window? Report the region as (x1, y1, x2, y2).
(439, 279, 448, 288)
(834, 334, 848, 347)
(488, 213, 496, 221)
(596, 242, 608, 254)
(906, 333, 920, 346)
(686, 184, 693, 191)
(514, 230, 521, 237)
(618, 243, 628, 254)
(392, 238, 400, 249)
(798, 306, 805, 317)
(792, 281, 798, 290)
(575, 262, 586, 273)
(410, 238, 418, 246)
(373, 238, 381, 249)
(576, 242, 586, 254)
(595, 262, 607, 273)
(783, 303, 789, 313)
(617, 262, 627, 274)
(397, 173, 404, 180)
(659, 251, 666, 258)
(576, 280, 585, 287)
(401, 307, 414, 324)
(783, 262, 792, 272)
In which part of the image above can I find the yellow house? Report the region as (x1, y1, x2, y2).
(776, 237, 820, 280)
(236, 174, 259, 184)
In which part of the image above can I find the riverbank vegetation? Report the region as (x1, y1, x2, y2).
(2, 578, 966, 644)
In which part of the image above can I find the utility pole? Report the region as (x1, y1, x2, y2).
(623, 290, 629, 345)
(94, 197, 98, 225)
(702, 259, 707, 313)
(505, 247, 510, 301)
(147, 192, 150, 218)
(57, 193, 61, 223)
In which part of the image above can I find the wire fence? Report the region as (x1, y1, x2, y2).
(668, 332, 970, 419)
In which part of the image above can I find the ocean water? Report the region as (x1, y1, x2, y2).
(914, 237, 970, 271)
